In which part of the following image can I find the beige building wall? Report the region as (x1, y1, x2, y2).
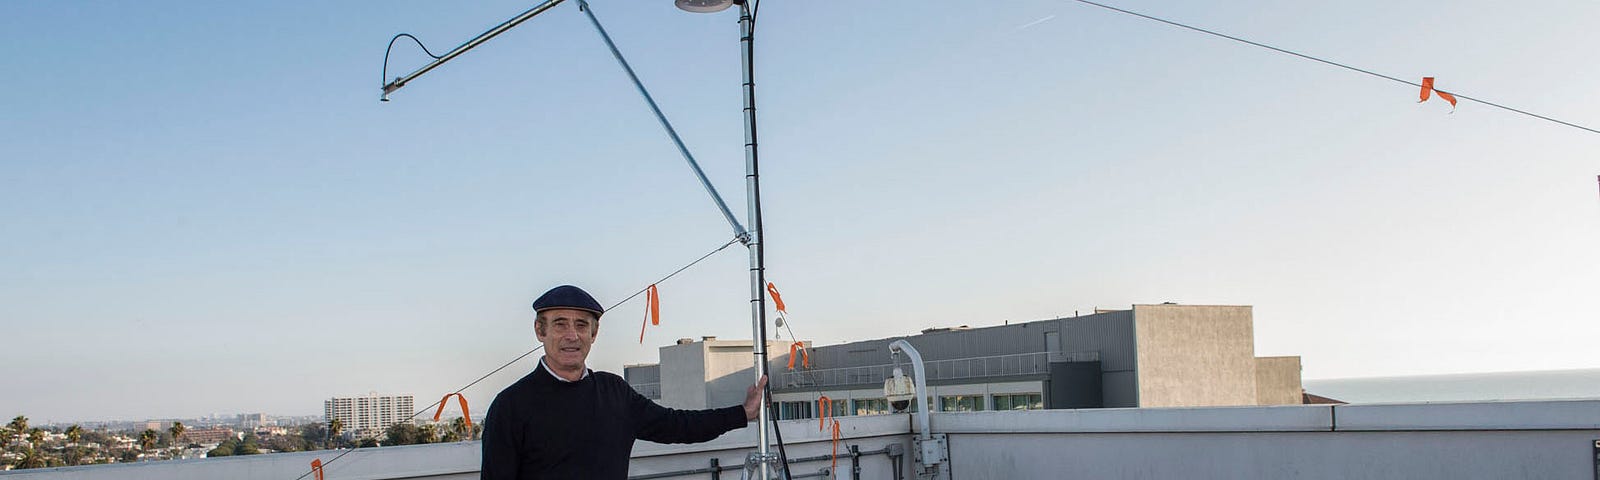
(1254, 356, 1303, 405)
(1133, 305, 1258, 407)
(659, 338, 796, 410)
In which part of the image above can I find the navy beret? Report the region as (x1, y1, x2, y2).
(531, 285, 604, 318)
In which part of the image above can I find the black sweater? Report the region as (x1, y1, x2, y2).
(481, 362, 748, 479)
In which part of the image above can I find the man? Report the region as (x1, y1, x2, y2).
(482, 285, 767, 479)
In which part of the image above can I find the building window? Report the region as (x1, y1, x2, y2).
(777, 401, 813, 420)
(991, 393, 1043, 411)
(826, 398, 850, 418)
(852, 398, 889, 416)
(939, 395, 985, 412)
(900, 397, 936, 412)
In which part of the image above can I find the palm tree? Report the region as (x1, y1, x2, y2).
(65, 424, 82, 446)
(7, 416, 26, 435)
(17, 447, 48, 469)
(168, 422, 186, 458)
(417, 424, 437, 444)
(326, 418, 343, 449)
(449, 417, 470, 442)
(6, 415, 26, 447)
(27, 428, 44, 449)
(138, 429, 159, 459)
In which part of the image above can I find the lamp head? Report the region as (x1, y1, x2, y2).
(675, 0, 734, 13)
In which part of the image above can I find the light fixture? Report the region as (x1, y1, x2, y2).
(675, 0, 733, 13)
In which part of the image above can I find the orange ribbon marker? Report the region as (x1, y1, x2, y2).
(638, 284, 660, 344)
(787, 342, 810, 370)
(817, 396, 832, 431)
(433, 393, 472, 429)
(830, 419, 842, 474)
(1419, 77, 1458, 109)
(766, 282, 787, 313)
(310, 458, 325, 480)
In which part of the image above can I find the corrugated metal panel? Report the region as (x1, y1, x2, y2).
(1061, 311, 1136, 371)
(780, 312, 1136, 393)
(808, 319, 1068, 367)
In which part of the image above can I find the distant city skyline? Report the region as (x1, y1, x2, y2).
(4, 0, 1597, 421)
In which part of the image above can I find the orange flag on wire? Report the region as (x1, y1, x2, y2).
(818, 396, 832, 431)
(1419, 77, 1457, 109)
(788, 342, 810, 370)
(830, 419, 842, 473)
(638, 284, 660, 344)
(311, 459, 325, 480)
(766, 282, 787, 314)
(433, 393, 472, 429)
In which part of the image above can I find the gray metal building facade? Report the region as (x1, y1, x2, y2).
(625, 304, 1301, 420)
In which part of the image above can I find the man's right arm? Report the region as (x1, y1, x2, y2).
(480, 395, 521, 480)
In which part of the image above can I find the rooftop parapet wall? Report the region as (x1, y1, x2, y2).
(6, 400, 1597, 479)
(934, 400, 1600, 479)
(0, 416, 910, 480)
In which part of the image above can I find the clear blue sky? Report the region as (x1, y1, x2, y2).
(3, 0, 1597, 422)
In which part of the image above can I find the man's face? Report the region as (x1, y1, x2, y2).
(535, 308, 599, 373)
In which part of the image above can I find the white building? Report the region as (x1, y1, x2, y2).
(323, 394, 414, 438)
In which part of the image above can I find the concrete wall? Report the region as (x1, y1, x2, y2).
(11, 400, 1597, 480)
(1133, 304, 1257, 407)
(659, 339, 793, 409)
(933, 399, 1600, 479)
(0, 441, 481, 480)
(703, 341, 779, 410)
(659, 341, 707, 409)
(0, 417, 910, 480)
(630, 415, 911, 479)
(1254, 356, 1303, 405)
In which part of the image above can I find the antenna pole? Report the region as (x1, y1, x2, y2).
(737, 1, 777, 478)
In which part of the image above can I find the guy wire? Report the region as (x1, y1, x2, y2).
(1066, 0, 1600, 136)
(292, 236, 742, 479)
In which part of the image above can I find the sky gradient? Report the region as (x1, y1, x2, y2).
(3, 0, 1598, 422)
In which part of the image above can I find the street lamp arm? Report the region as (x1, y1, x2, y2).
(380, 0, 569, 101)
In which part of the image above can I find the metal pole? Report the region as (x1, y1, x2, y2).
(888, 340, 932, 442)
(850, 444, 862, 480)
(738, 1, 774, 478)
(575, 0, 749, 239)
(381, 0, 569, 99)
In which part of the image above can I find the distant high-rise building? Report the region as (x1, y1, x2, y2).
(323, 394, 414, 438)
(237, 413, 268, 429)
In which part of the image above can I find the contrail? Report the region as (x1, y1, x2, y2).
(1015, 14, 1057, 31)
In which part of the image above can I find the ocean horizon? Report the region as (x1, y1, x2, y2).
(1303, 367, 1600, 404)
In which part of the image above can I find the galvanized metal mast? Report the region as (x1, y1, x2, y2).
(734, 1, 779, 477)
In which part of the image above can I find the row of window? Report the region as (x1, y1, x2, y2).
(775, 393, 1043, 420)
